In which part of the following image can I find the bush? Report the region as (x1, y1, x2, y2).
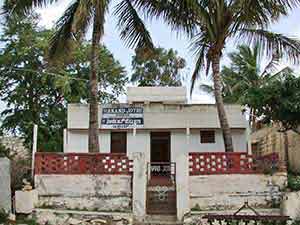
(11, 159, 32, 192)
(0, 143, 11, 158)
(0, 209, 8, 224)
(288, 173, 300, 191)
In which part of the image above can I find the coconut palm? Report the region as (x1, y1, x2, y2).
(3, 0, 154, 152)
(222, 45, 293, 129)
(135, 0, 300, 152)
(200, 44, 293, 130)
(129, 0, 300, 151)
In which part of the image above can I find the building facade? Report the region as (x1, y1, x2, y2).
(34, 87, 286, 223)
(65, 87, 249, 157)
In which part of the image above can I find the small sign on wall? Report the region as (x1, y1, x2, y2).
(101, 106, 144, 129)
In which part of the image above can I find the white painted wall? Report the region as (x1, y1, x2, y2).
(66, 130, 110, 153)
(127, 131, 150, 162)
(35, 174, 132, 211)
(66, 129, 247, 154)
(185, 129, 247, 153)
(67, 104, 248, 130)
(189, 173, 287, 210)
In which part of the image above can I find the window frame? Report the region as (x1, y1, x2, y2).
(200, 130, 216, 144)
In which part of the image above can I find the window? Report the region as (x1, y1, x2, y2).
(200, 130, 215, 143)
(111, 132, 127, 153)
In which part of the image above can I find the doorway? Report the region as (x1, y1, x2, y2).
(147, 132, 176, 215)
(150, 132, 170, 163)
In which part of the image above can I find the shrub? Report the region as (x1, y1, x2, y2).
(288, 174, 300, 191)
(0, 209, 8, 224)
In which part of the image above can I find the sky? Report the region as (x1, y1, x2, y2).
(1, 0, 300, 103)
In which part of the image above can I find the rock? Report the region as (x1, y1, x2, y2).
(68, 218, 83, 225)
(90, 218, 108, 224)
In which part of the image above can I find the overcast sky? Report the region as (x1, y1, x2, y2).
(1, 0, 300, 103)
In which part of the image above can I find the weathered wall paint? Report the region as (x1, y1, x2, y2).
(35, 175, 132, 212)
(189, 173, 287, 210)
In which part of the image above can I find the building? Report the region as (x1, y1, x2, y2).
(34, 87, 286, 223)
(65, 87, 248, 155)
(251, 126, 300, 173)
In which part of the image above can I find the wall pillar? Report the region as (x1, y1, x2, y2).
(0, 158, 11, 213)
(176, 152, 190, 221)
(132, 152, 147, 222)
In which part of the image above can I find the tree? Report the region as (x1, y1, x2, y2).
(4, 0, 154, 152)
(0, 15, 127, 152)
(211, 44, 291, 130)
(141, 0, 300, 152)
(249, 74, 300, 134)
(131, 47, 186, 86)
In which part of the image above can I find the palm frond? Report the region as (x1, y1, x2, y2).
(114, 0, 153, 49)
(265, 66, 293, 83)
(231, 0, 300, 30)
(131, 0, 200, 37)
(190, 51, 205, 96)
(3, 0, 59, 16)
(260, 52, 280, 77)
(49, 0, 82, 58)
(237, 29, 300, 64)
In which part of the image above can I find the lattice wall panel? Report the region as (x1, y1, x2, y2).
(189, 152, 254, 175)
(35, 153, 133, 175)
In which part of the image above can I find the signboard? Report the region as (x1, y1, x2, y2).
(101, 106, 144, 129)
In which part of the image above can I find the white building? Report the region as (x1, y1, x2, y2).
(34, 87, 285, 223)
(65, 86, 249, 157)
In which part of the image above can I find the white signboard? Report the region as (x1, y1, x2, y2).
(101, 106, 144, 129)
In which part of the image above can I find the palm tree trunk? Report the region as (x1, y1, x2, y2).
(211, 53, 234, 152)
(88, 15, 102, 153)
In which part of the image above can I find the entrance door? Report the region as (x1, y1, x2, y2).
(150, 132, 170, 163)
(147, 132, 176, 214)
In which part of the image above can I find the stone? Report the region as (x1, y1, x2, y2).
(15, 190, 38, 214)
(22, 179, 33, 191)
(281, 191, 300, 221)
(0, 158, 11, 213)
(68, 218, 83, 225)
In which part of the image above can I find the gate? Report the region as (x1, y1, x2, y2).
(146, 162, 177, 215)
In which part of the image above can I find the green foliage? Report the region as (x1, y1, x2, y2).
(288, 173, 300, 191)
(0, 143, 11, 158)
(250, 74, 300, 132)
(0, 15, 127, 152)
(131, 47, 186, 86)
(0, 209, 8, 224)
(291, 220, 300, 225)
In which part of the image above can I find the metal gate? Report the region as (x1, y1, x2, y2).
(146, 162, 177, 215)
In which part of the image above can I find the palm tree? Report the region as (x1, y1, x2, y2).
(172, 0, 300, 152)
(200, 44, 293, 130)
(4, 0, 154, 152)
(222, 45, 292, 129)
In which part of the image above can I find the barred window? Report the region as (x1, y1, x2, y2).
(200, 130, 215, 143)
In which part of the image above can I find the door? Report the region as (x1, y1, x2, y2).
(150, 132, 170, 163)
(147, 132, 176, 214)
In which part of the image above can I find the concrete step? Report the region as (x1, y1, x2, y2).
(134, 215, 183, 225)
